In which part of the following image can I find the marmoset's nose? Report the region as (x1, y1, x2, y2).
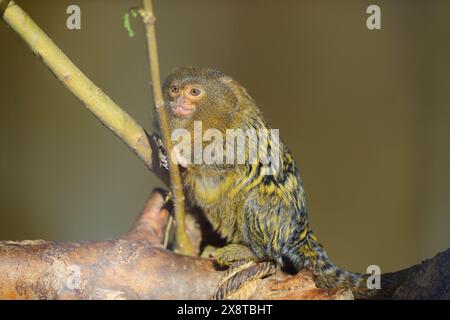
(175, 95, 187, 105)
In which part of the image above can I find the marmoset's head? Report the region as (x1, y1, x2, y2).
(162, 66, 241, 127)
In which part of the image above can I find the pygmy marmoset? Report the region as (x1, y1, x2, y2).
(159, 66, 400, 299)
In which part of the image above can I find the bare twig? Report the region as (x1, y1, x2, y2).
(141, 0, 194, 255)
(0, 0, 169, 185)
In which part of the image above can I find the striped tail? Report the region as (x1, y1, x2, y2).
(285, 233, 405, 299)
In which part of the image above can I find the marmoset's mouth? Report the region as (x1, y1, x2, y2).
(172, 104, 195, 117)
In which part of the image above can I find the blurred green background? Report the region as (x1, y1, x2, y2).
(0, 0, 449, 274)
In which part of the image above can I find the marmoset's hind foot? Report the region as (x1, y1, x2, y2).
(213, 244, 258, 267)
(211, 244, 276, 299)
(212, 259, 276, 300)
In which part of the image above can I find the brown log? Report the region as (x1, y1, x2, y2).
(0, 189, 448, 300)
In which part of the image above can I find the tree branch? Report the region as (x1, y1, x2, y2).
(1, 0, 169, 185)
(141, 0, 194, 255)
(0, 190, 350, 300)
(0, 189, 448, 299)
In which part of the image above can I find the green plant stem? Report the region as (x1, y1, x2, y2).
(141, 0, 194, 255)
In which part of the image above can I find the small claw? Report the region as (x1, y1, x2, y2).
(164, 191, 172, 204)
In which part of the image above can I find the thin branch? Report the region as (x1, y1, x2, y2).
(0, 0, 169, 185)
(141, 0, 195, 255)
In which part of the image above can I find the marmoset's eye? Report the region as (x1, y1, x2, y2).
(170, 85, 179, 93)
(190, 88, 201, 96)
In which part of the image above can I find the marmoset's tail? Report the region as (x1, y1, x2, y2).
(285, 232, 406, 299)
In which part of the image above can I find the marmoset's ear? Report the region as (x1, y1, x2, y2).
(220, 76, 233, 84)
(220, 76, 253, 103)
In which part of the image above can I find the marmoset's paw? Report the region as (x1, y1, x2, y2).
(213, 244, 257, 267)
(200, 245, 220, 259)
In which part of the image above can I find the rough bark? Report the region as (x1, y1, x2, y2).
(0, 190, 448, 300)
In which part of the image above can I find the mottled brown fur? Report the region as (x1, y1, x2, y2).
(158, 66, 402, 299)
